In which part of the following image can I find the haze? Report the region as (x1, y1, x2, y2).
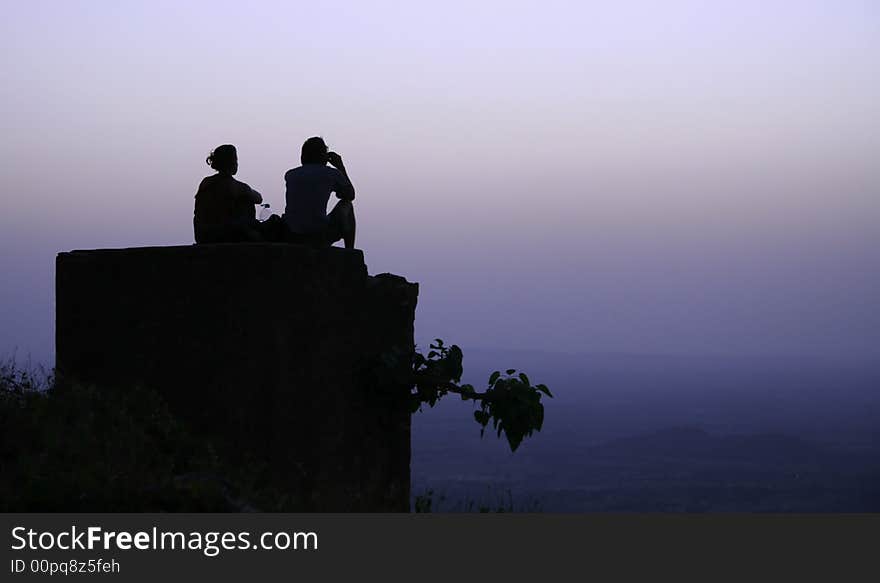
(1, 0, 878, 363)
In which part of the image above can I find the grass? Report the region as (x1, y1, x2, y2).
(412, 486, 544, 513)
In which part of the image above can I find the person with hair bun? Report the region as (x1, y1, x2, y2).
(193, 144, 266, 243)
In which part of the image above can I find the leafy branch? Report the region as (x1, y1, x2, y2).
(410, 339, 553, 452)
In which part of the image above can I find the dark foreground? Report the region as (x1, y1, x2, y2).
(3, 349, 877, 512)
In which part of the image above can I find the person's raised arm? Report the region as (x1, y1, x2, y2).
(328, 151, 355, 201)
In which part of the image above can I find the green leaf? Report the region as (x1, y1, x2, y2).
(536, 384, 553, 397)
(489, 371, 500, 385)
(506, 369, 516, 375)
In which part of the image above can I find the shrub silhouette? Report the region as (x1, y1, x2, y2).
(0, 362, 235, 511)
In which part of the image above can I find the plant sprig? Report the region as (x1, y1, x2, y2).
(410, 339, 553, 451)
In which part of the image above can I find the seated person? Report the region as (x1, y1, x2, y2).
(283, 137, 356, 249)
(193, 144, 266, 244)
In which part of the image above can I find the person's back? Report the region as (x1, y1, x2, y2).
(283, 137, 356, 249)
(193, 144, 263, 243)
(194, 173, 254, 225)
(284, 164, 352, 233)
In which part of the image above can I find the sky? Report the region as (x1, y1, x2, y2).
(1, 0, 879, 364)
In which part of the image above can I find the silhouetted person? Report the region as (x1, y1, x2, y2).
(283, 137, 356, 249)
(193, 145, 265, 244)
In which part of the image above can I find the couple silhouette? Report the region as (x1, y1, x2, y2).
(193, 137, 356, 249)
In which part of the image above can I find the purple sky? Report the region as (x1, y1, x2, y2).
(1, 1, 878, 363)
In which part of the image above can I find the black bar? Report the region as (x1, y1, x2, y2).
(1, 514, 876, 581)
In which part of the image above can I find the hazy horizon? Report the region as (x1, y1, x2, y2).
(2, 1, 879, 364)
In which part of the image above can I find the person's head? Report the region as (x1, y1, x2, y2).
(301, 136, 328, 165)
(206, 144, 238, 175)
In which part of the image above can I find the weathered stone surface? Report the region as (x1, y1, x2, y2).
(56, 243, 417, 511)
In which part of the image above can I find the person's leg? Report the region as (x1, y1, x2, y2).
(195, 222, 231, 244)
(257, 214, 286, 242)
(326, 200, 356, 250)
(237, 220, 264, 242)
(195, 220, 261, 243)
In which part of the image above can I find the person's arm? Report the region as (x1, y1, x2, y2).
(328, 151, 355, 201)
(193, 178, 208, 217)
(238, 180, 263, 204)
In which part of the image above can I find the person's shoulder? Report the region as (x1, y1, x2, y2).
(197, 174, 217, 189)
(285, 166, 303, 179)
(324, 166, 345, 179)
(202, 173, 232, 184)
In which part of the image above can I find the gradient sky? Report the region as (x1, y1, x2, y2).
(1, 0, 878, 364)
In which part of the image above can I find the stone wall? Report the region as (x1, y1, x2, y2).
(56, 243, 418, 511)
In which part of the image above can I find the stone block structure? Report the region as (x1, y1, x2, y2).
(55, 243, 417, 511)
